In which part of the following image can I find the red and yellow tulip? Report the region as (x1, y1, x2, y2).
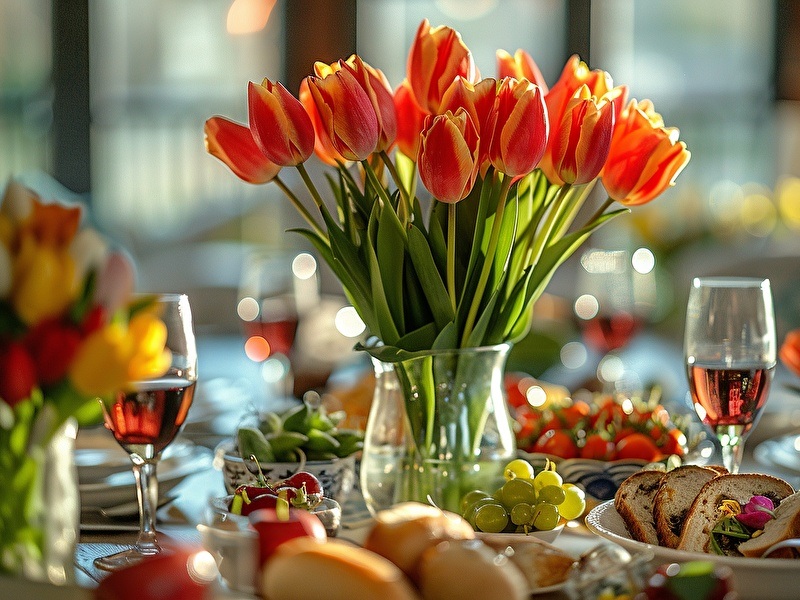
(406, 19, 478, 114)
(248, 79, 315, 166)
(488, 77, 548, 177)
(393, 79, 428, 159)
(496, 49, 548, 94)
(602, 99, 691, 206)
(418, 109, 480, 204)
(544, 85, 617, 185)
(204, 116, 281, 184)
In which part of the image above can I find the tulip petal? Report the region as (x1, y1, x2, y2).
(249, 80, 315, 166)
(204, 116, 281, 183)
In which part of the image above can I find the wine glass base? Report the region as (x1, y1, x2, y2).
(93, 546, 162, 572)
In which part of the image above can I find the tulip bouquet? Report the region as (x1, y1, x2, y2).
(780, 329, 800, 390)
(205, 19, 690, 509)
(0, 180, 171, 579)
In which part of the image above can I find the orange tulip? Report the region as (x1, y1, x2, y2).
(488, 78, 548, 177)
(496, 49, 548, 94)
(299, 79, 342, 166)
(540, 55, 626, 182)
(248, 79, 315, 166)
(780, 328, 800, 378)
(204, 116, 282, 184)
(418, 109, 480, 204)
(547, 85, 616, 185)
(602, 99, 691, 206)
(304, 66, 380, 162)
(440, 77, 497, 138)
(406, 19, 478, 114)
(393, 79, 428, 159)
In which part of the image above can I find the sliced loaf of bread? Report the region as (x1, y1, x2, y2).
(677, 473, 794, 554)
(614, 469, 663, 545)
(653, 465, 720, 548)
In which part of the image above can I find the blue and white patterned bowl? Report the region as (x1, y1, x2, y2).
(213, 439, 356, 505)
(518, 451, 651, 502)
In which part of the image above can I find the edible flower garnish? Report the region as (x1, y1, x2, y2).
(735, 495, 776, 531)
(710, 496, 777, 555)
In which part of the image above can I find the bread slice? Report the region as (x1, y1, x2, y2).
(739, 491, 800, 558)
(614, 469, 664, 545)
(677, 474, 794, 554)
(480, 534, 576, 589)
(653, 465, 720, 548)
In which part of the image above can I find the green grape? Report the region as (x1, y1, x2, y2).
(474, 502, 509, 533)
(537, 484, 566, 506)
(499, 478, 537, 509)
(559, 484, 587, 520)
(460, 489, 492, 514)
(463, 497, 497, 528)
(503, 458, 535, 481)
(510, 502, 534, 526)
(530, 502, 560, 531)
(533, 469, 563, 491)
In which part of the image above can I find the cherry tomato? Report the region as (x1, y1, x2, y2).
(533, 429, 579, 459)
(661, 428, 686, 457)
(280, 471, 323, 497)
(614, 432, 662, 461)
(612, 427, 636, 444)
(559, 401, 590, 428)
(505, 372, 534, 409)
(580, 433, 615, 460)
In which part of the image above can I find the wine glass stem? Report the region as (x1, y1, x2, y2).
(133, 460, 160, 554)
(717, 425, 746, 474)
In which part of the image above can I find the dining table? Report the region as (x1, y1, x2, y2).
(3, 333, 800, 599)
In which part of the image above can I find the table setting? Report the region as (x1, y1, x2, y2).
(2, 13, 800, 600)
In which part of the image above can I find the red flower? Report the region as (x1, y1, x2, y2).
(204, 116, 282, 184)
(304, 66, 380, 161)
(25, 318, 83, 386)
(0, 340, 37, 406)
(248, 79, 315, 166)
(546, 85, 617, 185)
(393, 79, 428, 159)
(488, 78, 548, 177)
(406, 19, 478, 113)
(418, 109, 480, 204)
(496, 48, 548, 94)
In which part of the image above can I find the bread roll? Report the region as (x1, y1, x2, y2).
(262, 537, 421, 600)
(363, 502, 475, 581)
(417, 540, 528, 600)
(481, 536, 576, 589)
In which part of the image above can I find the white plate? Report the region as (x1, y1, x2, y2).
(79, 444, 213, 509)
(585, 500, 800, 600)
(75, 427, 196, 484)
(475, 523, 564, 546)
(754, 434, 800, 475)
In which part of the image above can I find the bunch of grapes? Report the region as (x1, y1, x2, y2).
(460, 458, 586, 534)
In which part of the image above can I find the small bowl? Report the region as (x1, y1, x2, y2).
(214, 439, 356, 505)
(199, 495, 342, 593)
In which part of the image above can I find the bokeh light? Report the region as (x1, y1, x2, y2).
(244, 335, 270, 362)
(334, 306, 366, 338)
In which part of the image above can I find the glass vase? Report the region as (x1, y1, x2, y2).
(360, 344, 516, 514)
(0, 416, 79, 584)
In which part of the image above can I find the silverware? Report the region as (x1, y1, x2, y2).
(82, 495, 177, 519)
(761, 538, 800, 558)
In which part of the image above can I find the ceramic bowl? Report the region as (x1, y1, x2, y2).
(214, 439, 356, 505)
(518, 451, 650, 502)
(198, 495, 342, 594)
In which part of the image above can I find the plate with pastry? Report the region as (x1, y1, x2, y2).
(586, 470, 800, 600)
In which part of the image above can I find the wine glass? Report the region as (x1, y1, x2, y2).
(236, 249, 319, 398)
(94, 293, 198, 571)
(573, 248, 657, 390)
(684, 277, 777, 474)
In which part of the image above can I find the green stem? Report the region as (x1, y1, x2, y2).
(461, 173, 513, 346)
(379, 150, 412, 223)
(447, 202, 457, 313)
(587, 196, 616, 225)
(361, 160, 396, 210)
(275, 175, 327, 240)
(528, 183, 572, 267)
